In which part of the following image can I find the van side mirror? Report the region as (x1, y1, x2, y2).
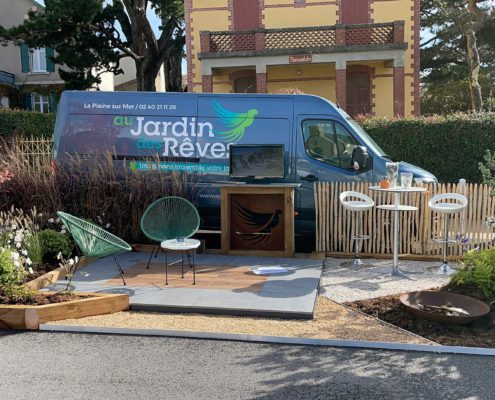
(352, 146, 370, 172)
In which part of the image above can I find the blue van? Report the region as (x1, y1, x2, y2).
(52, 91, 436, 248)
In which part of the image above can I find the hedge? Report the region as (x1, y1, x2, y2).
(1, 108, 494, 183)
(360, 113, 495, 183)
(0, 109, 55, 139)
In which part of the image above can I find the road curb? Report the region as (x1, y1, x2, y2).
(39, 324, 495, 356)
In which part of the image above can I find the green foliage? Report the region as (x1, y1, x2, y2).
(451, 248, 495, 298)
(0, 284, 35, 303)
(24, 233, 43, 265)
(0, 110, 55, 139)
(420, 0, 495, 112)
(359, 113, 495, 183)
(0, 248, 24, 286)
(39, 229, 73, 263)
(421, 76, 495, 116)
(0, 0, 185, 91)
(479, 149, 495, 195)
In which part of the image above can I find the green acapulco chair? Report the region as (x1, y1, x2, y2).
(140, 196, 200, 269)
(57, 211, 132, 290)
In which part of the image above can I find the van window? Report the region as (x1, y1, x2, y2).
(335, 122, 359, 169)
(302, 120, 358, 170)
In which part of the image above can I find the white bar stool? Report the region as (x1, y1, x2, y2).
(428, 193, 468, 275)
(339, 191, 374, 270)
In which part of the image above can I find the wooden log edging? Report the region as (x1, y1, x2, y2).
(24, 257, 95, 291)
(0, 292, 129, 330)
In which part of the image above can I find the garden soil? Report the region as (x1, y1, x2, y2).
(347, 294, 495, 348)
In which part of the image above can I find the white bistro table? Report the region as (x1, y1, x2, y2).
(369, 186, 427, 277)
(161, 238, 201, 285)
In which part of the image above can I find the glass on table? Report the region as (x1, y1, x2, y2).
(401, 173, 413, 189)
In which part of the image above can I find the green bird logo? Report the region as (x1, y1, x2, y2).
(213, 99, 258, 143)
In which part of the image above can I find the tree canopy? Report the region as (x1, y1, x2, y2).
(421, 0, 495, 113)
(0, 0, 185, 91)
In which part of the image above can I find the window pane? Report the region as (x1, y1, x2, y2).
(39, 48, 47, 71)
(31, 93, 48, 113)
(30, 48, 47, 72)
(302, 121, 339, 167)
(335, 122, 359, 169)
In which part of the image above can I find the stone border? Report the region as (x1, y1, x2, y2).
(39, 324, 495, 357)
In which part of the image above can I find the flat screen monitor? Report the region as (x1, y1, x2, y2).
(229, 144, 285, 179)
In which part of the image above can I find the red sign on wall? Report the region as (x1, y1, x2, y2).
(289, 55, 312, 64)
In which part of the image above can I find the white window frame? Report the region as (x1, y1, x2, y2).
(31, 93, 49, 113)
(30, 47, 47, 72)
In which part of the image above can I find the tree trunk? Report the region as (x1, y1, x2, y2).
(165, 51, 183, 92)
(135, 60, 157, 92)
(466, 28, 483, 112)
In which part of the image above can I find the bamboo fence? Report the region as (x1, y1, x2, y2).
(14, 136, 53, 170)
(315, 181, 495, 257)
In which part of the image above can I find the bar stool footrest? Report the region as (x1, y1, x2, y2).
(432, 238, 458, 245)
(352, 235, 370, 240)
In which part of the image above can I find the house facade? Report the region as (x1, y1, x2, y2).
(185, 0, 419, 117)
(0, 0, 65, 112)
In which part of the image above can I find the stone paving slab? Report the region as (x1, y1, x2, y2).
(47, 252, 322, 319)
(320, 258, 454, 303)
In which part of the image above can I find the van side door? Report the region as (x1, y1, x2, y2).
(294, 116, 373, 240)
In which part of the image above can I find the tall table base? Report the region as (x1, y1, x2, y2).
(373, 190, 425, 279)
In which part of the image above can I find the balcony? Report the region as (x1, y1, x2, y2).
(199, 21, 406, 59)
(0, 70, 15, 86)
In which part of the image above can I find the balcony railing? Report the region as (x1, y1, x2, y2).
(200, 21, 405, 56)
(0, 70, 15, 86)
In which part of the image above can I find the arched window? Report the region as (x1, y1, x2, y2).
(346, 69, 371, 117)
(230, 70, 257, 93)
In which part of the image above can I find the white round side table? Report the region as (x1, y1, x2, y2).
(161, 238, 201, 285)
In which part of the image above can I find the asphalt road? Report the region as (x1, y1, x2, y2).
(0, 330, 492, 400)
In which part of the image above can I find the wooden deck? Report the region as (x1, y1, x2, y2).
(107, 263, 268, 293)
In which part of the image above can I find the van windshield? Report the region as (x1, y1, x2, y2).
(345, 117, 387, 158)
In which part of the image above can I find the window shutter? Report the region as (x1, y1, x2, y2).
(233, 0, 260, 30)
(48, 92, 57, 112)
(20, 43, 30, 73)
(23, 93, 32, 111)
(46, 47, 55, 72)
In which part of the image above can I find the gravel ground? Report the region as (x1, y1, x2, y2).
(45, 296, 431, 344)
(320, 258, 453, 303)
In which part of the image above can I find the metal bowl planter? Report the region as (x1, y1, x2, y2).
(400, 291, 490, 325)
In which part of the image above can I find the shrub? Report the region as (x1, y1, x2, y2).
(0, 284, 34, 304)
(451, 248, 495, 299)
(0, 149, 195, 243)
(39, 229, 73, 263)
(359, 112, 495, 183)
(23, 233, 43, 266)
(479, 149, 495, 196)
(0, 110, 55, 139)
(0, 248, 24, 286)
